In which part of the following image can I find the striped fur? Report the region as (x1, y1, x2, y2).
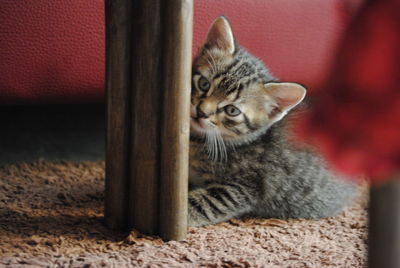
(188, 17, 356, 227)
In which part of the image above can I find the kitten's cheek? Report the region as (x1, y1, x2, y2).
(220, 128, 236, 140)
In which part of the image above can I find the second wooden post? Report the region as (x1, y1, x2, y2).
(128, 0, 193, 240)
(159, 0, 193, 241)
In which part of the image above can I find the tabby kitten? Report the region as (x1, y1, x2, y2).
(188, 16, 356, 227)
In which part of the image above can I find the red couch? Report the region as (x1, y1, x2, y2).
(0, 0, 362, 105)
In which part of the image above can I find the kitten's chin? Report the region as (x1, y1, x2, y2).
(190, 118, 209, 136)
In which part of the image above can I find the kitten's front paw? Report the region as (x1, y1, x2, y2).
(188, 189, 210, 227)
(188, 209, 207, 227)
(187, 215, 198, 228)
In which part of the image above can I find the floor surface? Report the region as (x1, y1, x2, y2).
(0, 161, 368, 267)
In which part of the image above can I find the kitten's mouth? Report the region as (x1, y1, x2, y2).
(190, 117, 212, 135)
(191, 117, 205, 128)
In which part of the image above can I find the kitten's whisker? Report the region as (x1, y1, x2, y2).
(211, 134, 217, 161)
(209, 132, 215, 161)
(203, 131, 210, 156)
(220, 134, 227, 161)
(212, 134, 216, 161)
(207, 124, 219, 161)
(216, 134, 221, 161)
(215, 132, 223, 161)
(208, 134, 213, 159)
(204, 130, 215, 161)
(216, 131, 227, 162)
(215, 133, 220, 162)
(210, 135, 214, 160)
(205, 128, 227, 162)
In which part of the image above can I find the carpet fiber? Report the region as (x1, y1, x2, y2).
(0, 161, 368, 267)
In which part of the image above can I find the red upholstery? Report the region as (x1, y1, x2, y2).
(0, 0, 361, 105)
(0, 1, 105, 104)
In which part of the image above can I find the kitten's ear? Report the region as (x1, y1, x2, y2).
(205, 16, 235, 54)
(265, 82, 306, 112)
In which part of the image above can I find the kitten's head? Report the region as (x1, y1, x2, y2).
(191, 16, 306, 150)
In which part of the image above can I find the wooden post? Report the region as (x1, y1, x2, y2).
(105, 0, 192, 240)
(104, 0, 132, 230)
(159, 0, 193, 240)
(369, 178, 400, 268)
(128, 0, 163, 235)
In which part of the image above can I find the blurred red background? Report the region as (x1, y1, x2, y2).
(295, 0, 400, 181)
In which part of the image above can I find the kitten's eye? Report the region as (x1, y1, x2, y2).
(197, 76, 210, 92)
(224, 105, 241, 117)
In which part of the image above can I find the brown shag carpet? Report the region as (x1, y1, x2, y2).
(0, 161, 368, 267)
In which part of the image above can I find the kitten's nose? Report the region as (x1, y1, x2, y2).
(196, 106, 208, 118)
